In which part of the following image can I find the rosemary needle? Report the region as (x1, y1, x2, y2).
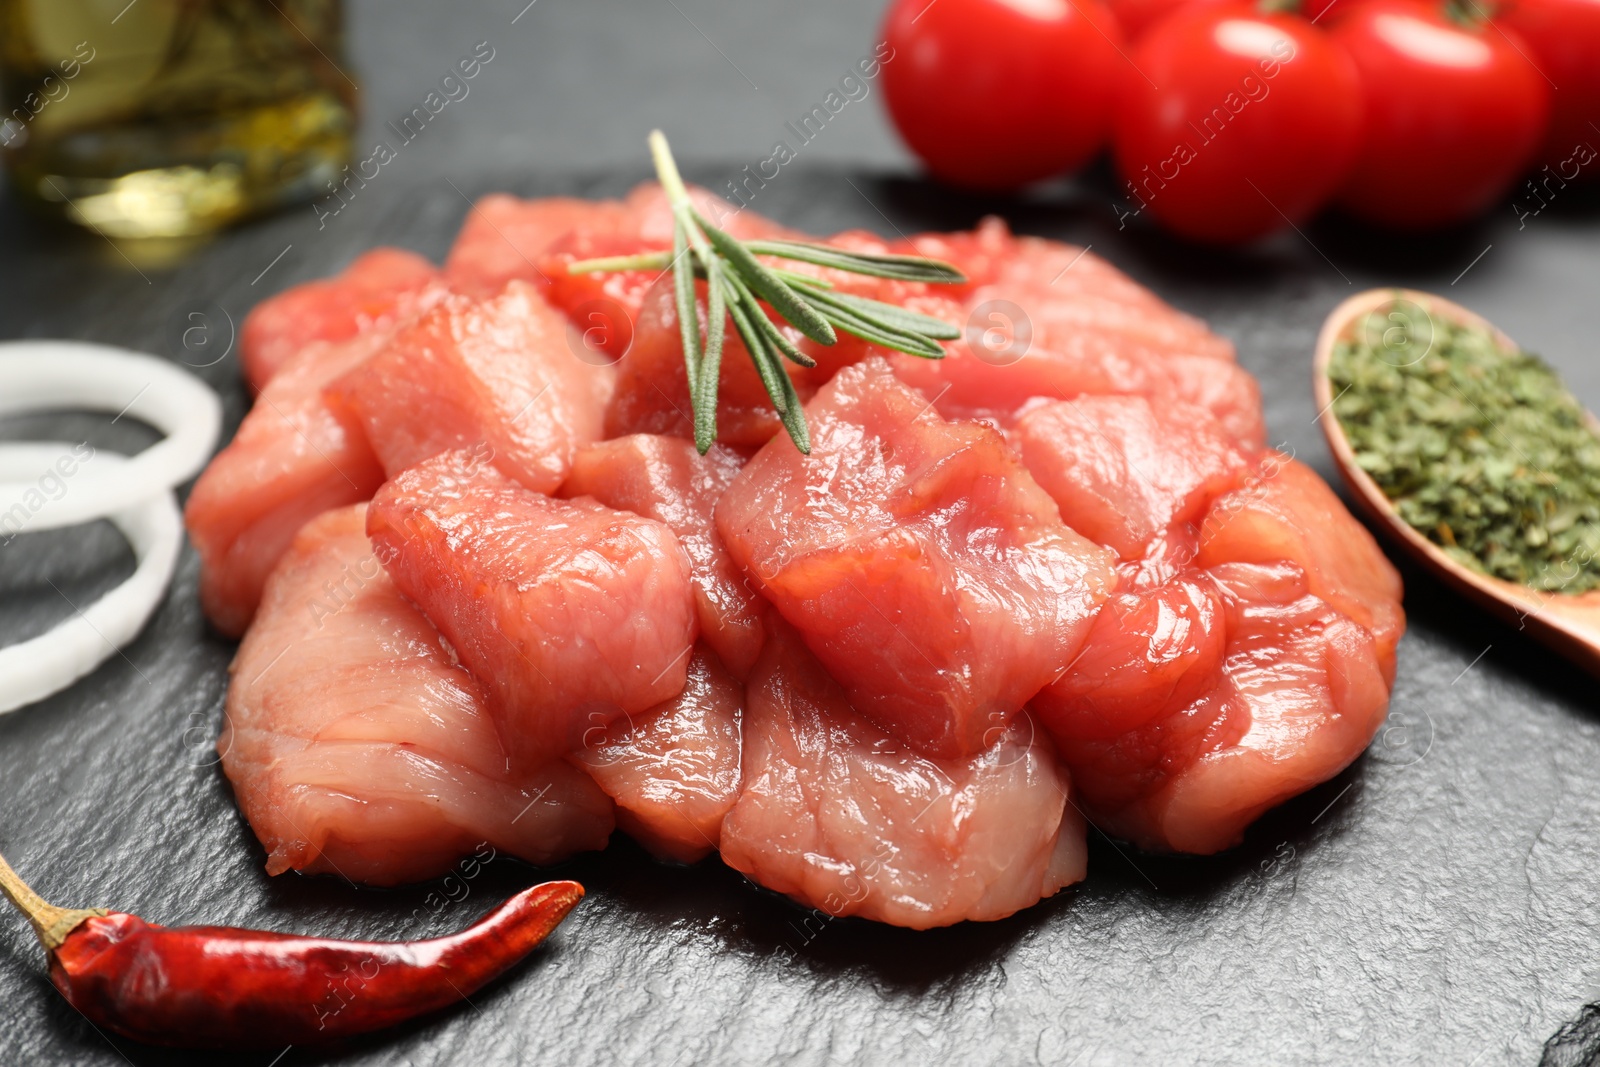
(567, 129, 966, 454)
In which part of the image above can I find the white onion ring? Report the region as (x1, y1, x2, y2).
(0, 444, 182, 715)
(0, 340, 221, 527)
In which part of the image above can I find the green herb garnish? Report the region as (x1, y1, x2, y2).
(567, 130, 965, 454)
(1330, 302, 1600, 593)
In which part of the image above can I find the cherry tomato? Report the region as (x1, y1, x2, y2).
(1493, 0, 1600, 175)
(880, 0, 1128, 191)
(1107, 0, 1206, 40)
(1111, 4, 1363, 244)
(1331, 0, 1551, 228)
(1298, 0, 1345, 22)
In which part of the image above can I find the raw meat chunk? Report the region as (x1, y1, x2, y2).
(1012, 395, 1253, 559)
(448, 183, 791, 316)
(568, 644, 743, 863)
(202, 193, 1411, 914)
(782, 228, 968, 379)
(1195, 454, 1405, 681)
(1036, 455, 1404, 854)
(1035, 573, 1229, 743)
(221, 505, 614, 886)
(896, 217, 1014, 294)
(337, 281, 605, 494)
(979, 232, 1235, 363)
(903, 222, 1232, 361)
(562, 434, 764, 677)
(535, 182, 799, 364)
(368, 450, 699, 769)
(891, 333, 1159, 427)
(717, 357, 1116, 759)
(889, 224, 1263, 450)
(240, 247, 439, 391)
(538, 227, 666, 365)
(719, 624, 1085, 929)
(600, 227, 948, 449)
(186, 331, 390, 636)
(605, 274, 823, 449)
(445, 194, 627, 299)
(1045, 562, 1390, 854)
(1164, 354, 1267, 452)
(1162, 562, 1390, 851)
(890, 333, 1264, 451)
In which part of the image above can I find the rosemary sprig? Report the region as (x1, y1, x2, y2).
(566, 130, 966, 454)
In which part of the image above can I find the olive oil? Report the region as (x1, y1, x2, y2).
(0, 0, 355, 237)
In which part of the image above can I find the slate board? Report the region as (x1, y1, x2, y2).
(2, 166, 1600, 1067)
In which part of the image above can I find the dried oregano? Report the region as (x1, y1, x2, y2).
(1329, 303, 1600, 593)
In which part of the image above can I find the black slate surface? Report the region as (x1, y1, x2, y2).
(2, 164, 1600, 1067)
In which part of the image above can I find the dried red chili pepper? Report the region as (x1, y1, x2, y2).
(0, 851, 582, 1049)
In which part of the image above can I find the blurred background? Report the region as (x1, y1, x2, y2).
(0, 0, 910, 232)
(0, 0, 1594, 392)
(344, 0, 908, 173)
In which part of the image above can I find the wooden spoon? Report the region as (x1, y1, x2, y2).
(1313, 287, 1600, 677)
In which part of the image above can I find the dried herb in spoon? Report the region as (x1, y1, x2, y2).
(567, 130, 966, 454)
(1329, 304, 1600, 593)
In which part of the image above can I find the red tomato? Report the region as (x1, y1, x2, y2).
(1299, 0, 1346, 22)
(1331, 0, 1551, 228)
(1107, 0, 1203, 39)
(1493, 0, 1600, 175)
(1111, 5, 1363, 244)
(880, 0, 1128, 191)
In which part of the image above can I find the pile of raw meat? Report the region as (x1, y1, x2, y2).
(189, 183, 1403, 929)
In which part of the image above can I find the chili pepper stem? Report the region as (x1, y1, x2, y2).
(0, 851, 104, 952)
